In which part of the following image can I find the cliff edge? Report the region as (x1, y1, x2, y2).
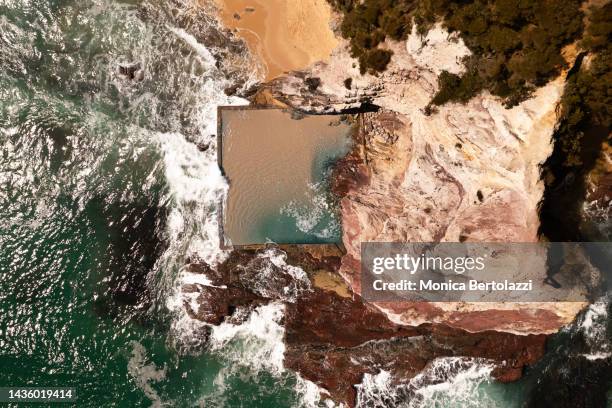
(262, 26, 588, 334)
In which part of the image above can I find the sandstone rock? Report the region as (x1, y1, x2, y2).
(284, 287, 547, 406)
(263, 26, 588, 335)
(188, 17, 604, 406)
(181, 244, 551, 406)
(178, 246, 315, 326)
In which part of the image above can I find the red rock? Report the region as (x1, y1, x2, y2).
(284, 288, 547, 407)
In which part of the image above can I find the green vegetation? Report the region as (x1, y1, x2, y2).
(359, 48, 394, 74)
(329, 0, 411, 40)
(554, 3, 611, 167)
(330, 0, 611, 241)
(328, 0, 585, 106)
(328, 0, 413, 74)
(528, 3, 609, 240)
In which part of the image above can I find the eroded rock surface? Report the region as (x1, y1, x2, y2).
(284, 287, 547, 406)
(181, 246, 546, 407)
(262, 27, 588, 334)
(181, 20, 601, 408)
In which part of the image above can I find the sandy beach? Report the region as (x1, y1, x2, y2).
(211, 0, 339, 80)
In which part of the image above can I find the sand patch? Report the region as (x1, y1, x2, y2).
(211, 0, 338, 80)
(312, 270, 351, 298)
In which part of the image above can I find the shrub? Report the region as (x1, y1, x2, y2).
(328, 0, 585, 106)
(359, 49, 393, 74)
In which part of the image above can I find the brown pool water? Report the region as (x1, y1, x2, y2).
(219, 108, 351, 245)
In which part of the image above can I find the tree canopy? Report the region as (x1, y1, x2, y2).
(328, 0, 586, 107)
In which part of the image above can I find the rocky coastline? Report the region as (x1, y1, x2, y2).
(181, 245, 547, 406)
(256, 28, 594, 334)
(177, 2, 609, 406)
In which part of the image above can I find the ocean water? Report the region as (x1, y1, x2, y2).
(0, 0, 610, 407)
(0, 0, 310, 406)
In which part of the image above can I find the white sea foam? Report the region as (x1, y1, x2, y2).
(581, 299, 608, 332)
(157, 131, 228, 265)
(356, 358, 498, 408)
(408, 358, 497, 407)
(280, 182, 340, 239)
(264, 248, 309, 282)
(155, 28, 248, 261)
(356, 370, 398, 408)
(152, 9, 345, 408)
(246, 248, 311, 302)
(177, 270, 214, 287)
(208, 302, 287, 375)
(154, 28, 249, 309)
(168, 26, 217, 69)
(158, 28, 249, 335)
(577, 297, 611, 360)
(582, 195, 612, 238)
(294, 374, 343, 408)
(127, 342, 168, 407)
(583, 352, 612, 361)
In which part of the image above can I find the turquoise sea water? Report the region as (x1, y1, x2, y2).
(258, 140, 351, 245)
(1, 0, 610, 407)
(0, 0, 306, 405)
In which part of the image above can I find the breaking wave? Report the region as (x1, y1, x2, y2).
(356, 358, 499, 408)
(145, 4, 331, 407)
(280, 182, 341, 240)
(576, 296, 611, 360)
(209, 302, 287, 375)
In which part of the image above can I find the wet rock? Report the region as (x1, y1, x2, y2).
(181, 251, 265, 325)
(262, 27, 588, 334)
(196, 142, 210, 152)
(223, 83, 241, 96)
(181, 247, 312, 325)
(182, 283, 263, 325)
(290, 110, 306, 120)
(329, 116, 369, 198)
(184, 261, 226, 287)
(118, 62, 143, 81)
(284, 287, 547, 406)
(137, 0, 256, 92)
(281, 244, 343, 274)
(184, 246, 548, 406)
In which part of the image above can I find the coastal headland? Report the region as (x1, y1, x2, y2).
(179, 1, 610, 406)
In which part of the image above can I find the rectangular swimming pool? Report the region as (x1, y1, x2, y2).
(218, 107, 352, 246)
